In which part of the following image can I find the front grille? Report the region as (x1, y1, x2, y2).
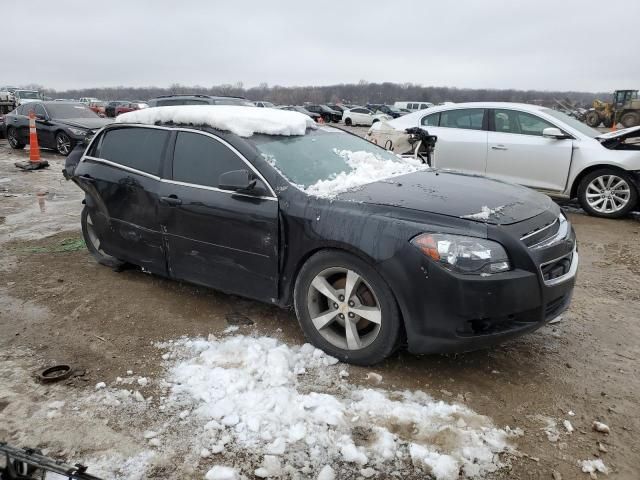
(520, 218, 560, 247)
(540, 252, 573, 282)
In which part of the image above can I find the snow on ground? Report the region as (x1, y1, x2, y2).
(115, 105, 316, 138)
(1, 336, 519, 479)
(304, 149, 427, 198)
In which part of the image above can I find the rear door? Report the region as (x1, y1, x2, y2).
(420, 108, 488, 174)
(76, 126, 170, 274)
(485, 108, 573, 192)
(160, 130, 279, 302)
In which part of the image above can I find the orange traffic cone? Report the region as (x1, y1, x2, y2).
(15, 110, 49, 170)
(29, 111, 42, 162)
(611, 113, 617, 132)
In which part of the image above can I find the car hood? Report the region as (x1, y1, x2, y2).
(596, 125, 640, 141)
(56, 117, 113, 129)
(335, 169, 557, 225)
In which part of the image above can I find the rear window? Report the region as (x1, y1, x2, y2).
(97, 127, 168, 175)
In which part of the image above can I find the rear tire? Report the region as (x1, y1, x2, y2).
(7, 127, 25, 149)
(81, 207, 125, 268)
(577, 168, 638, 219)
(620, 112, 640, 128)
(293, 250, 402, 365)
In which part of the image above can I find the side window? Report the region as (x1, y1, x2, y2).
(493, 109, 556, 136)
(172, 132, 246, 188)
(420, 113, 440, 127)
(420, 104, 429, 110)
(98, 127, 168, 175)
(33, 104, 46, 118)
(440, 109, 485, 130)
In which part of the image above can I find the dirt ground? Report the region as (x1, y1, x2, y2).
(0, 138, 638, 480)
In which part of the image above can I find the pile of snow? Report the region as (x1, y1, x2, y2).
(115, 105, 316, 138)
(304, 149, 427, 198)
(154, 335, 515, 479)
(580, 459, 608, 477)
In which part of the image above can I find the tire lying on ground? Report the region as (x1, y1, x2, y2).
(294, 250, 403, 365)
(577, 168, 638, 219)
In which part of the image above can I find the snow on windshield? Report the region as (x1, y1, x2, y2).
(115, 105, 317, 138)
(304, 149, 427, 198)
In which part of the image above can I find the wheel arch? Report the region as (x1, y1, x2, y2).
(570, 164, 639, 198)
(284, 244, 408, 344)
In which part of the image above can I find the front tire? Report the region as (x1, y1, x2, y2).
(577, 168, 638, 219)
(584, 111, 601, 127)
(81, 207, 125, 268)
(294, 250, 402, 365)
(344, 118, 352, 126)
(56, 132, 74, 156)
(7, 127, 25, 149)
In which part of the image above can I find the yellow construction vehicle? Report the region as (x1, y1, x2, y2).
(584, 90, 640, 128)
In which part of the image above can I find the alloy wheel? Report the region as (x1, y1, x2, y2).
(306, 267, 382, 350)
(585, 174, 631, 214)
(7, 129, 18, 148)
(85, 213, 104, 254)
(56, 133, 72, 155)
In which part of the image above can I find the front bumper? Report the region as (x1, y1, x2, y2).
(385, 222, 578, 354)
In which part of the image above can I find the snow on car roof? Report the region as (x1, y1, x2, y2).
(115, 105, 317, 137)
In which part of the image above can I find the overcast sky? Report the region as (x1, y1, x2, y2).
(10, 0, 639, 92)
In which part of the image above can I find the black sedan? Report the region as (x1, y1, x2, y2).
(64, 108, 577, 365)
(5, 102, 111, 155)
(279, 105, 322, 122)
(304, 104, 342, 123)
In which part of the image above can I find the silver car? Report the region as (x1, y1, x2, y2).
(368, 102, 640, 219)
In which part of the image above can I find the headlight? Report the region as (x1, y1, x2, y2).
(68, 127, 88, 136)
(411, 233, 511, 274)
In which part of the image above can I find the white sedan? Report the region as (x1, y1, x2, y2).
(367, 102, 640, 219)
(342, 107, 390, 127)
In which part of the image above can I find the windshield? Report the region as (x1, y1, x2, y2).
(251, 128, 426, 197)
(47, 104, 100, 119)
(541, 108, 600, 138)
(17, 91, 40, 99)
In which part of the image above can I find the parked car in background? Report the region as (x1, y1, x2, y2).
(366, 104, 406, 119)
(147, 94, 254, 107)
(394, 101, 434, 112)
(0, 113, 6, 138)
(327, 104, 347, 114)
(368, 102, 640, 218)
(13, 90, 41, 106)
(105, 101, 130, 118)
(305, 104, 342, 123)
(279, 105, 322, 122)
(342, 107, 391, 126)
(79, 97, 100, 105)
(115, 102, 149, 116)
(4, 101, 111, 155)
(88, 101, 107, 116)
(254, 101, 276, 108)
(63, 105, 577, 365)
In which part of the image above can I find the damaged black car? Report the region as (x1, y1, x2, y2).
(64, 107, 578, 365)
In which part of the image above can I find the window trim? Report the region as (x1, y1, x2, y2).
(487, 108, 574, 139)
(80, 124, 277, 200)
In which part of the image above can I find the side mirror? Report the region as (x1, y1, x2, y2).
(542, 127, 568, 139)
(219, 169, 257, 192)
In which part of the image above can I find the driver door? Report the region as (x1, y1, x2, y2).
(160, 130, 279, 302)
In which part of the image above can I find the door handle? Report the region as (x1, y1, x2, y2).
(491, 145, 508, 150)
(161, 195, 182, 206)
(79, 174, 96, 183)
